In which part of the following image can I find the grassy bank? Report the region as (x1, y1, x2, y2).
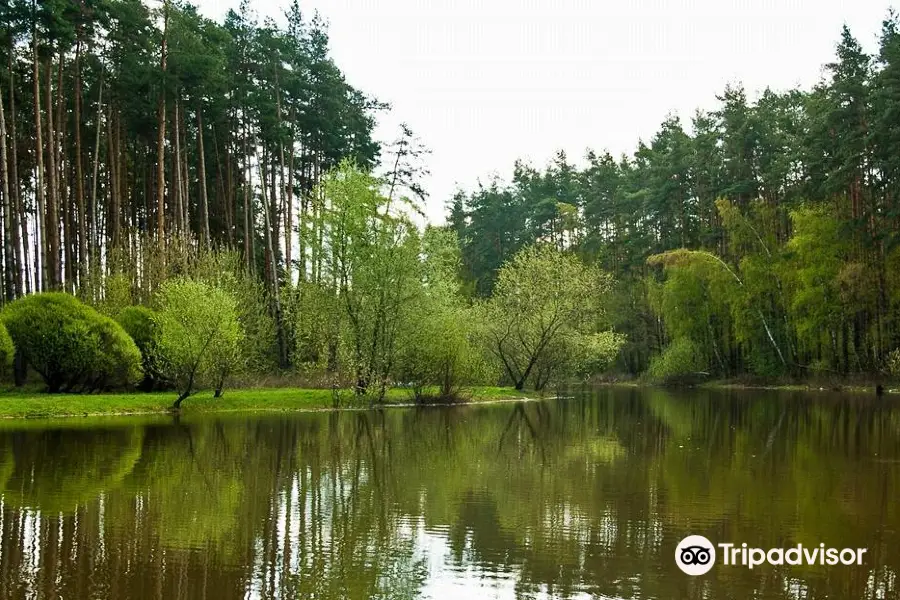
(0, 386, 539, 420)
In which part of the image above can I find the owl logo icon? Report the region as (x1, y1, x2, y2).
(675, 535, 716, 575)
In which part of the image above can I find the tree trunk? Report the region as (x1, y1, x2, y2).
(32, 18, 46, 292)
(0, 82, 13, 300)
(214, 367, 227, 398)
(243, 131, 252, 271)
(156, 0, 169, 244)
(197, 106, 210, 248)
(55, 58, 70, 291)
(285, 125, 295, 284)
(173, 98, 183, 235)
(8, 52, 23, 297)
(107, 109, 120, 247)
(90, 70, 104, 266)
(173, 385, 192, 410)
(258, 148, 288, 369)
(45, 59, 61, 289)
(179, 99, 189, 234)
(74, 39, 87, 286)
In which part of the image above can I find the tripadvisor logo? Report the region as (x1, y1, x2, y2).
(676, 535, 716, 575)
(675, 535, 868, 576)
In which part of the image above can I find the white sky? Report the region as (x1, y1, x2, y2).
(194, 0, 891, 223)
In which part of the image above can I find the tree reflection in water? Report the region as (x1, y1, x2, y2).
(0, 388, 897, 599)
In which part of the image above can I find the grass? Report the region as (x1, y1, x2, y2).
(0, 385, 539, 420)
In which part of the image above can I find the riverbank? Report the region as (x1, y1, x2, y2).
(0, 386, 540, 419)
(595, 377, 898, 395)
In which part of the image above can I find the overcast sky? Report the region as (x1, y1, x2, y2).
(195, 0, 890, 223)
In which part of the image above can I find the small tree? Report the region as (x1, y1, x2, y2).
(155, 279, 243, 408)
(530, 330, 626, 391)
(481, 245, 618, 391)
(394, 228, 492, 401)
(321, 162, 424, 401)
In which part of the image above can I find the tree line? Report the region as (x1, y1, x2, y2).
(450, 16, 900, 381)
(0, 1, 626, 399)
(0, 0, 378, 327)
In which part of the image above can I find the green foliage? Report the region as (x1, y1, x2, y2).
(189, 251, 277, 374)
(1, 293, 142, 393)
(886, 349, 900, 378)
(320, 162, 425, 399)
(394, 229, 494, 399)
(117, 306, 169, 391)
(530, 330, 626, 390)
(154, 279, 243, 405)
(87, 315, 144, 391)
(0, 321, 14, 379)
(647, 338, 707, 382)
(481, 245, 620, 390)
(446, 17, 900, 380)
(97, 273, 134, 317)
(569, 331, 629, 378)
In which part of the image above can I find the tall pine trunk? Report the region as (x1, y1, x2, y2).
(156, 1, 169, 244)
(197, 106, 210, 249)
(90, 72, 104, 265)
(0, 82, 13, 301)
(74, 39, 87, 286)
(258, 151, 288, 368)
(173, 98, 183, 235)
(8, 52, 23, 297)
(32, 20, 46, 291)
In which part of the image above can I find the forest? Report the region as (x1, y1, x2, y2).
(450, 17, 900, 382)
(0, 0, 622, 400)
(0, 0, 899, 400)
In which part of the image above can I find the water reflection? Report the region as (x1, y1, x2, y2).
(0, 388, 898, 599)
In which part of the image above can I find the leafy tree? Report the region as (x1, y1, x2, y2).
(320, 162, 423, 400)
(480, 245, 617, 390)
(154, 279, 243, 407)
(394, 228, 492, 400)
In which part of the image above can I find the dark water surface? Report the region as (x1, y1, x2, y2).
(0, 388, 898, 599)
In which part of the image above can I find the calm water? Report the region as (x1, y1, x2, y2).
(0, 388, 898, 600)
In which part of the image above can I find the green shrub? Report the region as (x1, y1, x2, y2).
(87, 315, 143, 391)
(1, 293, 142, 392)
(0, 321, 14, 378)
(118, 306, 170, 391)
(886, 349, 900, 378)
(647, 338, 707, 383)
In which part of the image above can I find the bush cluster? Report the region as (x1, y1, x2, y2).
(1, 293, 142, 393)
(647, 338, 707, 384)
(117, 306, 170, 391)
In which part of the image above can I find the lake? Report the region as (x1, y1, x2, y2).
(0, 387, 897, 599)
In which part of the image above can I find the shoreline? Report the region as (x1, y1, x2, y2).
(0, 386, 541, 421)
(594, 379, 898, 395)
(1, 378, 894, 422)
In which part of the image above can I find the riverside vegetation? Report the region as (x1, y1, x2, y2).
(0, 2, 899, 416)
